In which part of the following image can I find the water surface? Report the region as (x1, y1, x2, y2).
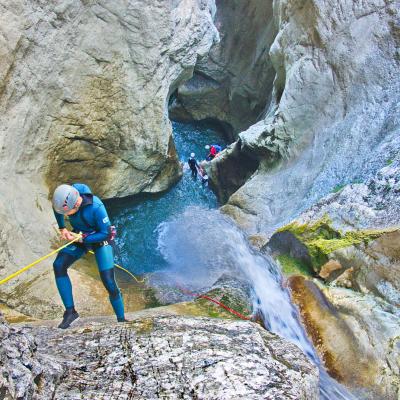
(107, 121, 226, 275)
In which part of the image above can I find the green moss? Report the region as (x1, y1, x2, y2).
(172, 300, 232, 319)
(386, 158, 393, 166)
(276, 255, 313, 277)
(277, 216, 395, 272)
(132, 318, 153, 334)
(278, 215, 339, 240)
(143, 287, 163, 309)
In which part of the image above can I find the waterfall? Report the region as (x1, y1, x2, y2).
(156, 206, 357, 399)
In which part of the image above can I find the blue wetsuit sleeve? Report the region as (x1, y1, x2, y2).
(53, 208, 66, 229)
(82, 205, 110, 243)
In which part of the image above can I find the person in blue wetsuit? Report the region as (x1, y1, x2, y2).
(52, 183, 127, 329)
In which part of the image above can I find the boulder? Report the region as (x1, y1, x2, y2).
(288, 276, 400, 399)
(319, 260, 343, 281)
(1, 314, 319, 399)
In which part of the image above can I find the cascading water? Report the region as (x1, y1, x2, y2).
(109, 121, 357, 399)
(156, 207, 357, 400)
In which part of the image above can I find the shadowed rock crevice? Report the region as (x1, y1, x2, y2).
(169, 0, 277, 136)
(205, 140, 259, 203)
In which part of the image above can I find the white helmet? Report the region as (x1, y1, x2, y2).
(205, 145, 210, 150)
(53, 184, 79, 214)
(190, 153, 195, 158)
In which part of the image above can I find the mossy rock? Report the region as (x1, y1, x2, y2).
(274, 216, 395, 273)
(195, 287, 251, 318)
(276, 255, 313, 277)
(170, 286, 251, 320)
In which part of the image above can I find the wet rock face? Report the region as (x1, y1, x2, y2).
(0, 315, 319, 399)
(220, 0, 400, 234)
(266, 201, 400, 396)
(169, 0, 277, 135)
(288, 277, 373, 385)
(288, 277, 400, 399)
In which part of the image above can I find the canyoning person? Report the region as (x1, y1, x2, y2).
(52, 183, 127, 329)
(213, 144, 222, 154)
(205, 144, 222, 161)
(198, 165, 209, 186)
(188, 152, 199, 178)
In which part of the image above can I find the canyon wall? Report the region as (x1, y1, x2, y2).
(217, 0, 399, 236)
(169, 0, 277, 136)
(203, 0, 400, 396)
(0, 0, 218, 308)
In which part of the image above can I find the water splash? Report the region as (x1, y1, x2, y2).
(107, 120, 224, 275)
(156, 206, 357, 399)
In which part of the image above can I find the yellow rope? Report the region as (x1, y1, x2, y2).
(86, 249, 146, 284)
(0, 232, 146, 286)
(0, 236, 82, 286)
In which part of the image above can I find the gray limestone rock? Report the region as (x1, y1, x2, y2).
(169, 0, 277, 136)
(325, 287, 400, 400)
(0, 314, 319, 399)
(284, 159, 400, 306)
(295, 159, 400, 232)
(217, 0, 400, 236)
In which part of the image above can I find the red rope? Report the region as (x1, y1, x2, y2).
(176, 285, 251, 321)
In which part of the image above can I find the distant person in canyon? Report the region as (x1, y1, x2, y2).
(205, 144, 222, 161)
(52, 183, 127, 329)
(188, 152, 200, 178)
(198, 165, 209, 186)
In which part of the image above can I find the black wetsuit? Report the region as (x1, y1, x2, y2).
(188, 157, 199, 178)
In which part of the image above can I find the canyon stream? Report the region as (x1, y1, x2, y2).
(107, 121, 357, 400)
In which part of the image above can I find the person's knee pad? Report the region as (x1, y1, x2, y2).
(53, 253, 77, 278)
(100, 268, 120, 299)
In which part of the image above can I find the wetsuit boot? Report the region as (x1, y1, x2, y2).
(58, 307, 79, 329)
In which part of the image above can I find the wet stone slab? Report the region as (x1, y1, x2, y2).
(1, 314, 319, 399)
